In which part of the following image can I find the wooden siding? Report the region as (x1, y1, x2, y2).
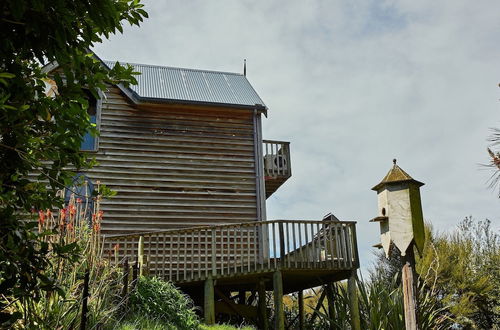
(86, 87, 258, 235)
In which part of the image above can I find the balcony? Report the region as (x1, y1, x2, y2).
(104, 219, 358, 293)
(262, 140, 291, 198)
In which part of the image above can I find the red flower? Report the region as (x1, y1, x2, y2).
(60, 208, 68, 220)
(46, 209, 52, 217)
(76, 198, 83, 204)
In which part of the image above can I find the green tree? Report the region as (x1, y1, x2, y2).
(417, 217, 500, 328)
(0, 1, 147, 325)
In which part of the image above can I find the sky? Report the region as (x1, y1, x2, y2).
(94, 0, 500, 272)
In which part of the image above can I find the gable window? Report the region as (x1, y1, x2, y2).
(81, 89, 100, 151)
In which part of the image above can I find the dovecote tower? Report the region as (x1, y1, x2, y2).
(371, 159, 425, 257)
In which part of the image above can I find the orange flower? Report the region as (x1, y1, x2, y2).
(60, 208, 68, 220)
(38, 210, 45, 225)
(46, 209, 52, 217)
(67, 222, 74, 232)
(69, 204, 76, 216)
(98, 210, 104, 220)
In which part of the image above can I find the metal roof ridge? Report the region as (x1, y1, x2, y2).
(102, 60, 245, 77)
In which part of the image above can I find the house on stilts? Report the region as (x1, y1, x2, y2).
(54, 56, 361, 329)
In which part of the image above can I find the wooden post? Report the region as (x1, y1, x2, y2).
(402, 246, 418, 330)
(278, 222, 286, 266)
(347, 272, 361, 330)
(298, 290, 305, 330)
(325, 284, 336, 330)
(258, 280, 269, 330)
(204, 275, 215, 325)
(273, 271, 284, 330)
(121, 257, 129, 305)
(80, 269, 90, 330)
(138, 236, 144, 276)
(131, 260, 138, 291)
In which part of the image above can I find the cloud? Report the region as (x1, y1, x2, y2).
(94, 0, 500, 272)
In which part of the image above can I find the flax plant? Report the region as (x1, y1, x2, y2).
(4, 184, 125, 329)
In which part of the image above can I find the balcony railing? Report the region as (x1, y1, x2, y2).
(103, 220, 358, 284)
(263, 140, 291, 178)
(262, 140, 291, 197)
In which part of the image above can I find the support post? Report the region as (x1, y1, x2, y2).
(348, 271, 361, 330)
(273, 271, 284, 330)
(402, 246, 418, 330)
(204, 275, 215, 325)
(258, 280, 269, 330)
(298, 290, 305, 330)
(138, 236, 144, 276)
(325, 284, 336, 330)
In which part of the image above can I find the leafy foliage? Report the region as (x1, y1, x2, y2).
(0, 0, 147, 325)
(129, 276, 200, 330)
(417, 217, 500, 328)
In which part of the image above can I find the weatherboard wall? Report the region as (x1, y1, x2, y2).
(87, 86, 258, 236)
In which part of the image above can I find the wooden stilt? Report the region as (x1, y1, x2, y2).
(402, 246, 418, 330)
(298, 290, 305, 330)
(347, 272, 361, 330)
(325, 283, 336, 330)
(204, 275, 215, 325)
(258, 279, 269, 330)
(273, 271, 284, 330)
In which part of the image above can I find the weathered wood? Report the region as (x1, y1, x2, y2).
(273, 271, 285, 330)
(204, 275, 215, 325)
(215, 288, 254, 320)
(104, 220, 359, 284)
(298, 290, 305, 330)
(402, 247, 418, 330)
(348, 272, 361, 330)
(121, 258, 129, 304)
(138, 236, 145, 277)
(258, 280, 269, 330)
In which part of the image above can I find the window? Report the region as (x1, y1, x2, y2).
(80, 89, 100, 151)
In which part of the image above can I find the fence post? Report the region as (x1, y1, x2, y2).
(80, 268, 90, 330)
(121, 257, 129, 308)
(131, 260, 138, 291)
(138, 236, 144, 276)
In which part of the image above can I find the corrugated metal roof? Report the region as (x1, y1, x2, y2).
(103, 61, 266, 109)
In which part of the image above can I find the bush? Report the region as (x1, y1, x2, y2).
(129, 276, 200, 330)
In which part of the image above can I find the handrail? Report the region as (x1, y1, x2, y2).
(104, 219, 359, 283)
(104, 219, 358, 239)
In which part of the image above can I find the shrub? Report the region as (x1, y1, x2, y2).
(129, 276, 200, 330)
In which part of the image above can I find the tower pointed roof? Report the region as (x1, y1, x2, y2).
(372, 159, 424, 191)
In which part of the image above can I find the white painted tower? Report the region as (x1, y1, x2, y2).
(371, 159, 425, 257)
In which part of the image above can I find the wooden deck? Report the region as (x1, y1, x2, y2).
(262, 140, 291, 198)
(104, 219, 359, 292)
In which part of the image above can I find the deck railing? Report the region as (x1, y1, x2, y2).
(104, 220, 358, 284)
(262, 140, 291, 178)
